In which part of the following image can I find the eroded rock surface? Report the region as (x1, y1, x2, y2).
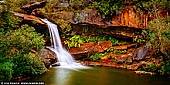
(21, 1, 47, 13)
(69, 41, 112, 55)
(39, 47, 57, 68)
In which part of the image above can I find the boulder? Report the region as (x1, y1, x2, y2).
(39, 47, 57, 68)
(133, 45, 150, 60)
(111, 45, 151, 64)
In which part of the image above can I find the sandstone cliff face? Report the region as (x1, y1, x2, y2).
(13, 1, 169, 71)
(51, 8, 147, 29)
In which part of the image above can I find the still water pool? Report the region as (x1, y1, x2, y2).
(29, 67, 170, 85)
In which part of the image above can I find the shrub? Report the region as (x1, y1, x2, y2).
(64, 35, 88, 48)
(89, 53, 106, 61)
(0, 57, 13, 81)
(159, 60, 170, 75)
(142, 16, 170, 57)
(12, 53, 47, 77)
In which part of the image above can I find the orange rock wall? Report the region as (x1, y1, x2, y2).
(112, 6, 148, 29)
(112, 6, 170, 29)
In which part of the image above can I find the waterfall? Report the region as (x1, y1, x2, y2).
(41, 19, 88, 69)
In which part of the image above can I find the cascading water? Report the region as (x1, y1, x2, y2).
(41, 19, 88, 69)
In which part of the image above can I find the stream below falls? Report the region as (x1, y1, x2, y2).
(28, 67, 170, 85)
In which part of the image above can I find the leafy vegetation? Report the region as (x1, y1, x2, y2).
(89, 35, 118, 45)
(159, 60, 170, 75)
(64, 35, 118, 48)
(1, 0, 170, 79)
(0, 2, 46, 80)
(64, 35, 88, 48)
(136, 0, 170, 75)
(139, 64, 157, 72)
(91, 0, 124, 17)
(12, 53, 47, 77)
(0, 57, 13, 81)
(74, 11, 88, 23)
(89, 52, 106, 61)
(107, 48, 127, 54)
(142, 16, 170, 57)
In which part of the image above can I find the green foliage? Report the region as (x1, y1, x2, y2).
(0, 25, 45, 56)
(74, 11, 88, 23)
(54, 19, 72, 33)
(12, 53, 47, 77)
(92, 0, 124, 16)
(40, 0, 59, 15)
(64, 35, 118, 48)
(92, 35, 118, 45)
(133, 35, 146, 45)
(69, 0, 92, 10)
(159, 60, 170, 75)
(0, 11, 21, 31)
(107, 48, 127, 54)
(0, 9, 46, 81)
(142, 16, 170, 56)
(139, 64, 157, 72)
(0, 24, 46, 80)
(1, 0, 48, 12)
(134, 0, 170, 15)
(0, 58, 13, 81)
(64, 35, 88, 48)
(89, 52, 106, 61)
(113, 58, 119, 63)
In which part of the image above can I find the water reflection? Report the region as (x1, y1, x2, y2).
(55, 68, 73, 85)
(29, 67, 170, 85)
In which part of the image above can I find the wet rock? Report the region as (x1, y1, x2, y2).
(42, 59, 51, 68)
(72, 53, 88, 60)
(39, 47, 56, 59)
(39, 47, 57, 68)
(51, 62, 60, 67)
(133, 45, 150, 60)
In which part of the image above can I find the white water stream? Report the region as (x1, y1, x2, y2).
(41, 19, 88, 69)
